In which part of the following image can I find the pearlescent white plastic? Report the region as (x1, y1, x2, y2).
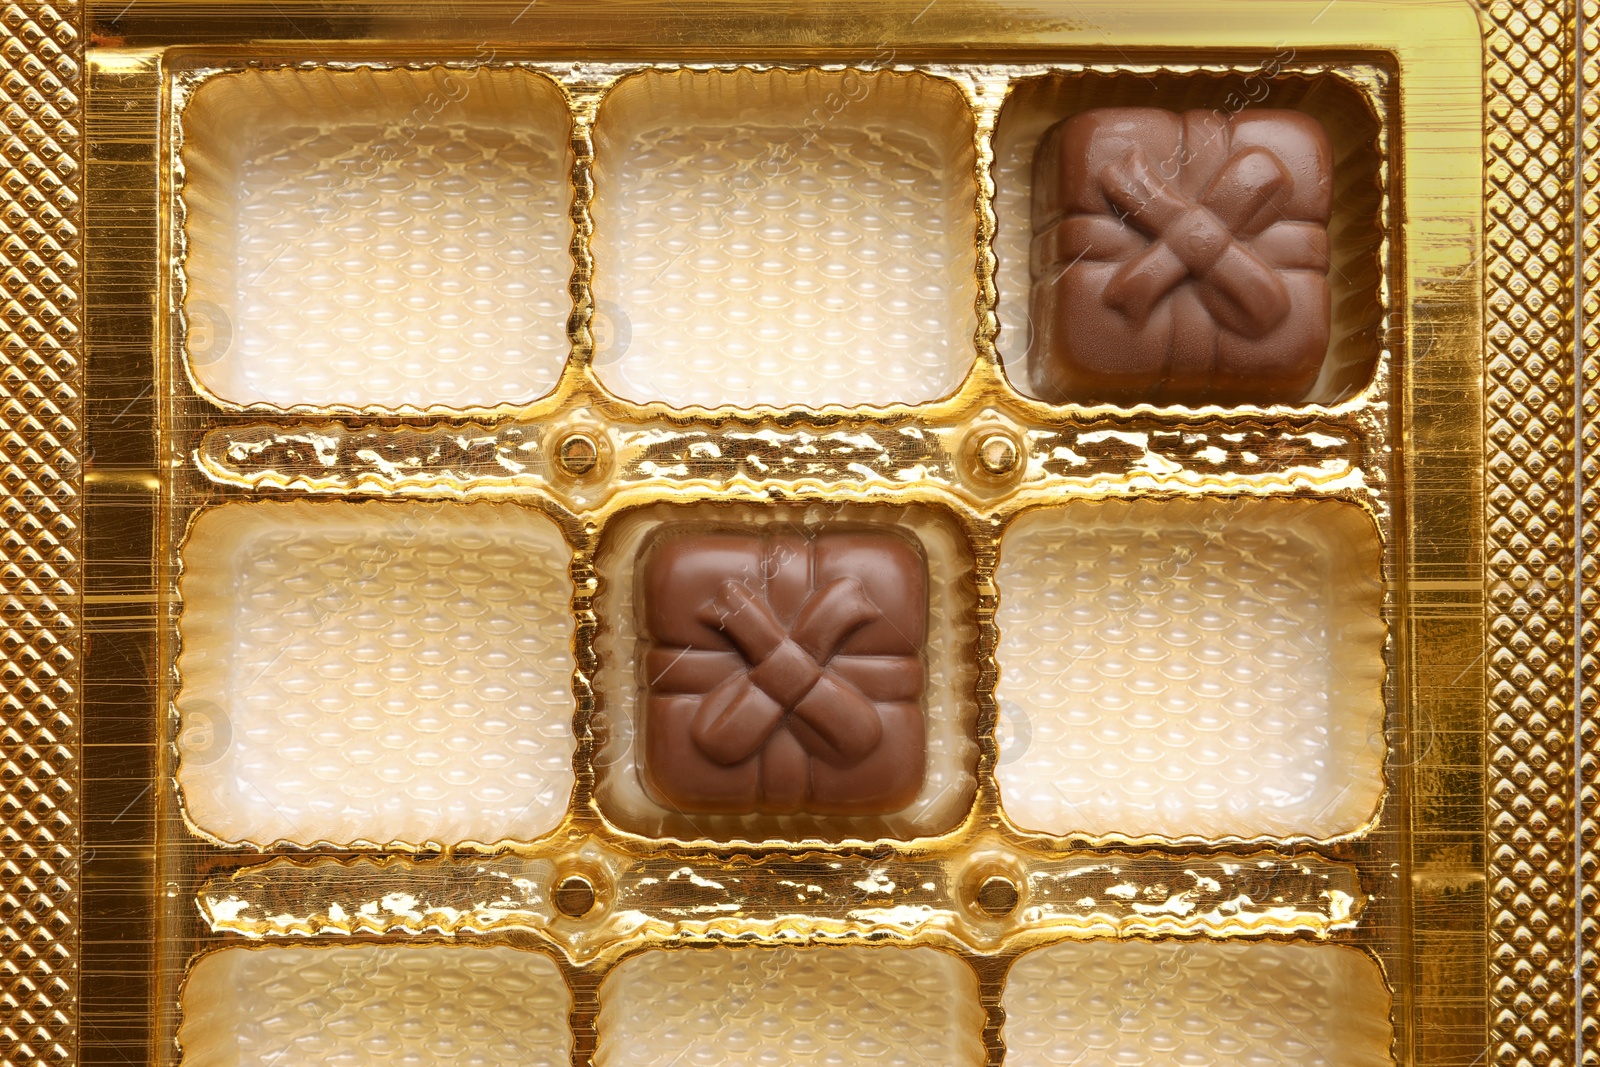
(179, 66, 573, 410)
(590, 68, 979, 409)
(176, 501, 577, 846)
(994, 498, 1385, 840)
(594, 946, 985, 1067)
(179, 946, 572, 1067)
(1003, 941, 1393, 1067)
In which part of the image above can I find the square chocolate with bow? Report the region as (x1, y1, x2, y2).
(638, 527, 928, 816)
(1029, 107, 1333, 406)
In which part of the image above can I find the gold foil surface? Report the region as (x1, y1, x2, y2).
(0, 5, 80, 1067)
(1583, 0, 1600, 1058)
(0, 0, 1583, 1065)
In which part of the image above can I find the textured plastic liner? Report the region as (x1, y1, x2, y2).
(178, 66, 574, 410)
(994, 497, 1385, 840)
(592, 502, 979, 842)
(594, 945, 985, 1067)
(178, 945, 572, 1067)
(993, 69, 1386, 406)
(590, 67, 979, 409)
(1002, 941, 1393, 1067)
(176, 501, 577, 846)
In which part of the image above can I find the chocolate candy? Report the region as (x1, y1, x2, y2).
(638, 526, 928, 815)
(1029, 107, 1334, 406)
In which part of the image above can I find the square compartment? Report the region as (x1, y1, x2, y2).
(178, 66, 574, 411)
(994, 498, 1385, 840)
(592, 502, 979, 843)
(176, 501, 577, 847)
(631, 525, 931, 818)
(590, 68, 979, 409)
(178, 946, 571, 1067)
(993, 68, 1386, 407)
(595, 946, 984, 1067)
(1002, 941, 1393, 1066)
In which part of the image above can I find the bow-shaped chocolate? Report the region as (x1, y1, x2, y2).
(1100, 144, 1293, 338)
(689, 576, 884, 769)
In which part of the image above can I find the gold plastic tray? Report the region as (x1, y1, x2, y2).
(0, 0, 1585, 1065)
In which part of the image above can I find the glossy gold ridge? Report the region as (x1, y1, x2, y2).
(198, 851, 1364, 962)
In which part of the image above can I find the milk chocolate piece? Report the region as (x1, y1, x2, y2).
(639, 527, 928, 816)
(1029, 107, 1334, 406)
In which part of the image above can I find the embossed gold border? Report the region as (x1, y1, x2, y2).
(0, 4, 81, 1067)
(1577, 0, 1597, 1063)
(1490, 0, 1578, 1062)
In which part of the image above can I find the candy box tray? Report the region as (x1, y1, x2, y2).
(0, 1, 1574, 1066)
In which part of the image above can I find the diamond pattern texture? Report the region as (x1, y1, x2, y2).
(593, 946, 985, 1067)
(993, 498, 1384, 840)
(176, 502, 576, 846)
(0, 3, 79, 1067)
(1001, 941, 1393, 1067)
(1580, 0, 1600, 1059)
(178, 946, 572, 1067)
(1484, 0, 1577, 1063)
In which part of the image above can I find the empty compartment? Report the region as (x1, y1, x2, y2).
(595, 946, 984, 1067)
(591, 502, 979, 843)
(179, 945, 572, 1067)
(1002, 941, 1393, 1067)
(176, 501, 577, 846)
(993, 68, 1386, 407)
(590, 68, 979, 409)
(994, 498, 1384, 840)
(179, 66, 574, 410)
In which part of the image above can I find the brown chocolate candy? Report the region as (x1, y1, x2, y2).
(1029, 107, 1333, 406)
(638, 526, 928, 816)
